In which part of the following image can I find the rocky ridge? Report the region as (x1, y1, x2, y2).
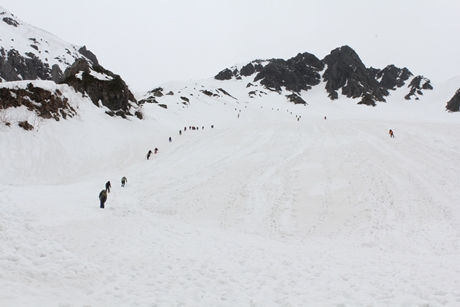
(0, 6, 86, 83)
(446, 89, 460, 112)
(61, 57, 138, 118)
(0, 5, 139, 127)
(215, 45, 433, 107)
(0, 82, 77, 130)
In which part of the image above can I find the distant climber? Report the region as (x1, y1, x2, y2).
(169, 137, 172, 142)
(147, 150, 153, 160)
(389, 129, 395, 138)
(179, 130, 182, 135)
(105, 181, 111, 193)
(324, 116, 327, 120)
(121, 176, 127, 187)
(99, 189, 107, 209)
(154, 148, 158, 154)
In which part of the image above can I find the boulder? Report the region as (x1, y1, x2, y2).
(446, 89, 460, 112)
(61, 58, 137, 116)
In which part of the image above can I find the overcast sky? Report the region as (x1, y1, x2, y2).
(2, 0, 459, 92)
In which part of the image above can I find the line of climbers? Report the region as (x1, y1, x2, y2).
(146, 125, 214, 161)
(99, 125, 215, 208)
(99, 177, 127, 209)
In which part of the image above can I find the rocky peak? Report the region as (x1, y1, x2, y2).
(214, 45, 427, 106)
(78, 46, 99, 66)
(2, 16, 19, 27)
(61, 58, 138, 118)
(0, 5, 90, 83)
(0, 82, 77, 129)
(404, 75, 433, 100)
(446, 88, 460, 112)
(253, 52, 324, 93)
(322, 45, 385, 103)
(375, 64, 413, 90)
(215, 52, 324, 94)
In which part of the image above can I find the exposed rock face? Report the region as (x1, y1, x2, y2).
(0, 47, 62, 82)
(18, 120, 34, 131)
(2, 17, 19, 27)
(446, 89, 460, 112)
(0, 7, 99, 84)
(215, 68, 234, 81)
(404, 75, 433, 100)
(286, 93, 307, 105)
(0, 82, 77, 123)
(216, 53, 323, 93)
(322, 45, 386, 102)
(61, 58, 136, 117)
(240, 63, 256, 76)
(0, 6, 140, 120)
(375, 64, 413, 90)
(254, 52, 324, 93)
(214, 45, 432, 107)
(78, 46, 99, 66)
(0, 45, 101, 84)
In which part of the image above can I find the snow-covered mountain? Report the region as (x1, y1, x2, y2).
(1, 5, 460, 306)
(0, 5, 89, 83)
(138, 45, 460, 114)
(213, 45, 434, 106)
(0, 5, 138, 126)
(2, 73, 460, 306)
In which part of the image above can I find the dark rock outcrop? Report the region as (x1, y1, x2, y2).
(214, 45, 426, 107)
(200, 89, 218, 97)
(240, 63, 257, 77)
(286, 93, 307, 105)
(0, 47, 58, 82)
(254, 52, 324, 93)
(216, 88, 236, 99)
(446, 89, 460, 112)
(2, 17, 19, 27)
(404, 75, 433, 100)
(215, 68, 234, 81)
(322, 45, 386, 102)
(18, 120, 34, 131)
(0, 82, 77, 124)
(78, 46, 99, 66)
(216, 53, 324, 94)
(375, 65, 413, 90)
(61, 58, 136, 116)
(146, 87, 164, 97)
(358, 93, 377, 107)
(0, 8, 103, 84)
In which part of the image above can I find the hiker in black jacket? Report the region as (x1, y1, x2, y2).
(105, 181, 111, 193)
(99, 189, 107, 209)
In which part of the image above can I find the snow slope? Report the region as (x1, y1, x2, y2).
(1, 77, 460, 306)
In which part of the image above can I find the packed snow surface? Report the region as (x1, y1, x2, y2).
(1, 79, 460, 306)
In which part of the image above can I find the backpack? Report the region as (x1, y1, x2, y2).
(99, 190, 107, 200)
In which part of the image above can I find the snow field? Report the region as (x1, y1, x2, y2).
(1, 80, 460, 306)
